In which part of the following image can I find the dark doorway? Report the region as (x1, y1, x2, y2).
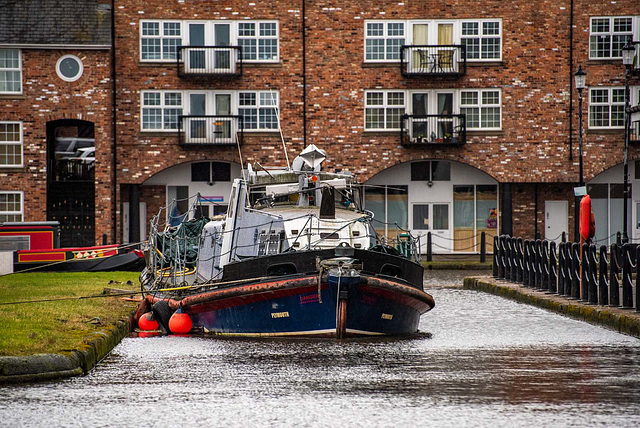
(46, 119, 96, 247)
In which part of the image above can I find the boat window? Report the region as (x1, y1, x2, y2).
(320, 232, 340, 240)
(267, 263, 297, 276)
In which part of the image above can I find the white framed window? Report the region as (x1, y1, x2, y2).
(140, 21, 183, 61)
(589, 87, 625, 129)
(238, 21, 279, 61)
(364, 91, 406, 130)
(56, 55, 83, 82)
(141, 92, 183, 130)
(238, 91, 279, 130)
(0, 121, 22, 167)
(141, 20, 279, 62)
(365, 21, 406, 61)
(461, 20, 501, 60)
(0, 49, 21, 94)
(365, 19, 502, 63)
(460, 90, 501, 130)
(0, 191, 23, 222)
(589, 16, 636, 59)
(141, 90, 280, 132)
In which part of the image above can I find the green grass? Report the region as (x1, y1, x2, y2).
(0, 272, 139, 357)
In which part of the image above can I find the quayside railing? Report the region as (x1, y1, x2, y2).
(493, 235, 640, 311)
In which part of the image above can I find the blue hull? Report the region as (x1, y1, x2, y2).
(182, 275, 433, 337)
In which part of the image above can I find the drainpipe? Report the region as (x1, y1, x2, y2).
(569, 0, 574, 161)
(110, 0, 118, 244)
(302, 0, 307, 145)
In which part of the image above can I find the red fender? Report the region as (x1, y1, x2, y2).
(579, 195, 595, 240)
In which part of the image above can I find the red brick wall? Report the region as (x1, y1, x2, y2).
(0, 49, 113, 244)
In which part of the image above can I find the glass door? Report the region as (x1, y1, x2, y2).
(213, 93, 232, 143)
(411, 203, 452, 253)
(411, 23, 429, 73)
(213, 23, 233, 72)
(436, 92, 454, 142)
(186, 23, 206, 73)
(411, 92, 430, 143)
(187, 92, 208, 143)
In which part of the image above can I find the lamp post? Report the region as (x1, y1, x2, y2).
(574, 66, 586, 243)
(621, 41, 636, 244)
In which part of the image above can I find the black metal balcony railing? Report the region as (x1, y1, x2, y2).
(178, 115, 244, 146)
(401, 114, 466, 146)
(400, 45, 467, 77)
(631, 119, 640, 144)
(177, 46, 242, 77)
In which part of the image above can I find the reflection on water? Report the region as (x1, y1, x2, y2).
(1, 272, 640, 427)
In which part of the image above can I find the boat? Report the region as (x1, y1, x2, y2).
(135, 145, 435, 338)
(0, 222, 145, 273)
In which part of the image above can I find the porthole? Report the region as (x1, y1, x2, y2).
(56, 55, 83, 82)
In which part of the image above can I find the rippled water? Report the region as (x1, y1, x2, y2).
(2, 271, 640, 427)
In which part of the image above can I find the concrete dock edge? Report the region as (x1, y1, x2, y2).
(0, 317, 132, 384)
(464, 276, 640, 339)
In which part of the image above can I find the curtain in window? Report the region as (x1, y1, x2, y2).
(412, 24, 428, 70)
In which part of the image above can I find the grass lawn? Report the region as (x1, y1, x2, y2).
(0, 272, 140, 357)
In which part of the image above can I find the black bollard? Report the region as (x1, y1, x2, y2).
(588, 244, 598, 304)
(581, 242, 589, 301)
(571, 243, 581, 299)
(557, 242, 565, 295)
(610, 243, 620, 307)
(549, 241, 557, 293)
(426, 232, 432, 262)
(622, 244, 634, 308)
(492, 235, 499, 278)
(598, 245, 609, 306)
(480, 232, 486, 264)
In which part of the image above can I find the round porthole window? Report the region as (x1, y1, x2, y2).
(56, 55, 83, 82)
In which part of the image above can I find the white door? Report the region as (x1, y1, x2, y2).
(412, 202, 451, 253)
(545, 201, 568, 243)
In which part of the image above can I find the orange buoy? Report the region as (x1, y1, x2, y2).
(168, 306, 192, 334)
(138, 312, 159, 331)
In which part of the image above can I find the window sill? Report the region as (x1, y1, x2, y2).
(362, 130, 400, 136)
(138, 131, 179, 137)
(0, 94, 26, 99)
(138, 60, 283, 68)
(466, 130, 504, 136)
(585, 128, 624, 135)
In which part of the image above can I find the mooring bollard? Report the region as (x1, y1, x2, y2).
(610, 243, 620, 307)
(516, 237, 524, 283)
(581, 242, 589, 301)
(480, 232, 486, 264)
(549, 241, 557, 293)
(493, 235, 499, 278)
(598, 245, 609, 306)
(571, 243, 580, 299)
(557, 242, 565, 295)
(588, 244, 598, 305)
(426, 232, 432, 262)
(622, 244, 634, 309)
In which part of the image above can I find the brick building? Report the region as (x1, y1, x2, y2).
(1, 0, 639, 253)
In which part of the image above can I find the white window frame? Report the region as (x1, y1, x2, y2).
(140, 20, 183, 62)
(460, 19, 502, 61)
(0, 121, 23, 167)
(364, 21, 406, 62)
(141, 91, 183, 131)
(365, 19, 502, 63)
(140, 90, 280, 132)
(589, 16, 638, 60)
(140, 20, 279, 63)
(55, 54, 83, 82)
(459, 89, 502, 131)
(364, 90, 406, 131)
(588, 87, 626, 129)
(0, 48, 22, 94)
(0, 191, 23, 222)
(238, 91, 279, 130)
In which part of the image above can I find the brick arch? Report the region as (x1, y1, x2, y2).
(363, 157, 500, 183)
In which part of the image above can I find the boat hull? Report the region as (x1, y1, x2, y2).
(144, 274, 434, 338)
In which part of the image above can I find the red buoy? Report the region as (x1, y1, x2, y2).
(168, 306, 192, 334)
(138, 312, 159, 331)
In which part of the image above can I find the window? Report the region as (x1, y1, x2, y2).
(365, 91, 405, 130)
(141, 92, 183, 130)
(365, 19, 502, 62)
(239, 92, 278, 130)
(461, 21, 501, 60)
(365, 21, 405, 61)
(589, 87, 625, 128)
(141, 90, 279, 132)
(0, 49, 21, 94)
(589, 17, 634, 59)
(0, 192, 23, 222)
(238, 22, 279, 61)
(411, 161, 450, 181)
(0, 122, 22, 167)
(141, 20, 279, 62)
(460, 90, 501, 130)
(56, 55, 83, 82)
(141, 21, 182, 61)
(191, 162, 231, 182)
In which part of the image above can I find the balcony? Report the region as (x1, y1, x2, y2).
(630, 105, 640, 144)
(401, 114, 466, 146)
(178, 115, 244, 147)
(177, 46, 242, 78)
(400, 45, 466, 77)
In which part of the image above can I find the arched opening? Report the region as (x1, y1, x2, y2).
(46, 119, 95, 247)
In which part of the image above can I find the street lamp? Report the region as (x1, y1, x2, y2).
(574, 66, 586, 243)
(621, 41, 636, 244)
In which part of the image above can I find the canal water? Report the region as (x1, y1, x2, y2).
(2, 271, 640, 427)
